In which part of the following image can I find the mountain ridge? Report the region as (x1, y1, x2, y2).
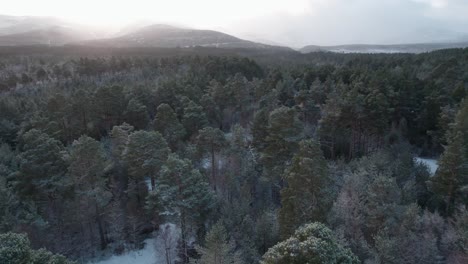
(76, 24, 289, 50)
(1, 14, 467, 53)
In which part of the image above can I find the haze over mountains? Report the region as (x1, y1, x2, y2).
(79, 24, 279, 49)
(299, 42, 468, 54)
(0, 15, 287, 50)
(0, 14, 468, 53)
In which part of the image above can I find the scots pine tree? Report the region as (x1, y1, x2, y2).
(261, 222, 359, 264)
(279, 139, 331, 238)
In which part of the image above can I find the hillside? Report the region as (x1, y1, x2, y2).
(0, 15, 67, 36)
(0, 26, 95, 46)
(79, 24, 287, 50)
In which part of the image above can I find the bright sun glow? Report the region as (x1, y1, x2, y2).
(1, 0, 312, 28)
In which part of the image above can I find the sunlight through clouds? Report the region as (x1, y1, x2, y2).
(412, 0, 449, 8)
(0, 0, 314, 27)
(1, 0, 467, 46)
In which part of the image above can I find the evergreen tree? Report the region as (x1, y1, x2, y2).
(261, 222, 359, 264)
(110, 123, 134, 161)
(191, 222, 243, 264)
(196, 127, 226, 191)
(0, 143, 40, 234)
(124, 98, 150, 130)
(147, 154, 214, 262)
(430, 99, 468, 215)
(70, 89, 93, 136)
(372, 204, 440, 264)
(182, 100, 208, 137)
(153, 103, 186, 149)
(125, 130, 170, 191)
(200, 94, 222, 128)
(252, 108, 270, 152)
(16, 129, 67, 199)
(109, 123, 134, 241)
(93, 85, 127, 132)
(279, 139, 331, 238)
(0, 232, 75, 264)
(68, 135, 111, 250)
(262, 106, 304, 181)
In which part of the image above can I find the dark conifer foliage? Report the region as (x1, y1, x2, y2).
(0, 47, 467, 263)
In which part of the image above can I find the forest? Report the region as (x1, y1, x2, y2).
(0, 46, 467, 264)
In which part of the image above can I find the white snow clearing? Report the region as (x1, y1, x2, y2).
(88, 223, 180, 264)
(88, 238, 159, 264)
(415, 157, 439, 175)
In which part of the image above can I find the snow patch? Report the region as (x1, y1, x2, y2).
(88, 223, 180, 264)
(87, 238, 158, 264)
(415, 157, 438, 175)
(145, 178, 152, 191)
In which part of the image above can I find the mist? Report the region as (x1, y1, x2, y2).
(226, 0, 468, 47)
(1, 0, 468, 47)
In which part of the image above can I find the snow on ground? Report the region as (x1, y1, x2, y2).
(415, 157, 439, 176)
(88, 238, 159, 264)
(88, 223, 180, 264)
(145, 177, 152, 191)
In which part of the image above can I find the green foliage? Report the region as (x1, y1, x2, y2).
(197, 127, 226, 190)
(68, 135, 111, 207)
(149, 154, 214, 221)
(279, 139, 332, 238)
(147, 153, 215, 262)
(124, 98, 150, 130)
(110, 122, 135, 159)
(261, 106, 304, 180)
(93, 85, 127, 131)
(373, 204, 440, 264)
(430, 99, 468, 215)
(182, 100, 208, 137)
(191, 222, 243, 264)
(0, 232, 30, 264)
(125, 130, 169, 189)
(0, 49, 467, 262)
(261, 222, 359, 264)
(16, 129, 67, 198)
(0, 233, 75, 264)
(153, 103, 185, 148)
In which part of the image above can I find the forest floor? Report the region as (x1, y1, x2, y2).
(88, 238, 161, 264)
(88, 223, 180, 264)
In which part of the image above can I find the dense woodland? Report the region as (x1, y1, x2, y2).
(0, 46, 467, 264)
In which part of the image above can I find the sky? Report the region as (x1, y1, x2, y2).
(2, 0, 468, 47)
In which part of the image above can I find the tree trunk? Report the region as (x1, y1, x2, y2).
(180, 211, 188, 263)
(446, 169, 456, 215)
(211, 144, 216, 191)
(151, 176, 156, 191)
(95, 202, 107, 250)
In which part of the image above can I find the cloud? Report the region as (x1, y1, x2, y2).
(1, 0, 468, 46)
(412, 0, 449, 8)
(228, 0, 468, 47)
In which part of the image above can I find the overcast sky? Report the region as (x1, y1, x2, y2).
(2, 0, 468, 47)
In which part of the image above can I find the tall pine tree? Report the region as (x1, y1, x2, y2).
(430, 99, 468, 215)
(279, 139, 332, 238)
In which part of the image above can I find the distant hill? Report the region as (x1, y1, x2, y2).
(0, 15, 291, 50)
(0, 26, 97, 46)
(0, 15, 105, 46)
(4, 14, 467, 53)
(78, 24, 288, 50)
(300, 42, 468, 54)
(0, 15, 67, 36)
